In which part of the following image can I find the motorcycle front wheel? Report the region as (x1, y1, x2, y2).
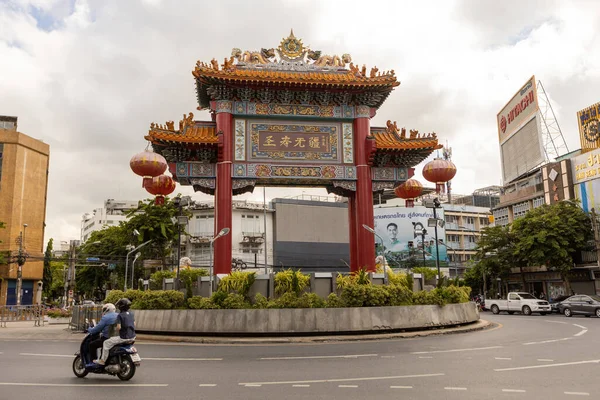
(72, 355, 88, 378)
(117, 356, 136, 381)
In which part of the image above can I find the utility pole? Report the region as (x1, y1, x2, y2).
(67, 239, 79, 306)
(591, 208, 600, 270)
(16, 224, 27, 305)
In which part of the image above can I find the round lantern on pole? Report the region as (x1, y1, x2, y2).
(130, 150, 168, 188)
(422, 158, 457, 194)
(394, 179, 423, 208)
(145, 174, 176, 205)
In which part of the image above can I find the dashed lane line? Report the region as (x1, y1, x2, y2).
(390, 386, 413, 389)
(339, 385, 358, 388)
(503, 389, 526, 393)
(259, 354, 377, 360)
(198, 384, 217, 387)
(411, 346, 502, 354)
(543, 320, 568, 324)
(20, 353, 70, 358)
(239, 373, 444, 386)
(418, 356, 433, 359)
(292, 385, 310, 387)
(18, 353, 222, 361)
(522, 338, 572, 345)
(445, 387, 467, 391)
(565, 392, 590, 396)
(495, 357, 512, 360)
(537, 359, 554, 362)
(495, 359, 600, 372)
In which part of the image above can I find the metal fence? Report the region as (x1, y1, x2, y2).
(0, 305, 45, 328)
(69, 305, 103, 332)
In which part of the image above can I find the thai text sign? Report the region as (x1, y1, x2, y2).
(258, 131, 331, 153)
(578, 101, 600, 151)
(497, 76, 539, 144)
(571, 147, 600, 184)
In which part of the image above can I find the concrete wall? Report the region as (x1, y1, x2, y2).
(135, 302, 478, 335)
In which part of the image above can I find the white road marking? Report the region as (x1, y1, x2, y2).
(239, 373, 445, 386)
(380, 356, 395, 358)
(339, 385, 358, 388)
(390, 386, 413, 389)
(495, 357, 512, 360)
(411, 346, 502, 354)
(0, 383, 168, 387)
(574, 330, 588, 337)
(20, 353, 71, 358)
(419, 356, 433, 359)
(522, 337, 572, 345)
(503, 389, 526, 393)
(244, 384, 262, 387)
(565, 392, 590, 396)
(260, 354, 377, 360)
(292, 384, 310, 387)
(445, 387, 467, 390)
(198, 384, 217, 387)
(495, 359, 600, 372)
(537, 359, 554, 362)
(544, 320, 568, 324)
(573, 324, 588, 330)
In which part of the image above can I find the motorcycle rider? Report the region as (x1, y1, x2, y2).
(94, 298, 136, 366)
(86, 303, 117, 365)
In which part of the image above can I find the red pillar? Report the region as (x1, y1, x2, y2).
(347, 193, 358, 272)
(354, 110, 376, 272)
(214, 102, 233, 275)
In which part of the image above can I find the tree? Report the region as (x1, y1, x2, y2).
(43, 238, 53, 296)
(511, 200, 593, 294)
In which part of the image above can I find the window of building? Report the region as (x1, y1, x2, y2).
(513, 201, 531, 219)
(494, 207, 510, 226)
(193, 214, 214, 236)
(241, 214, 261, 234)
(465, 217, 475, 224)
(532, 197, 545, 208)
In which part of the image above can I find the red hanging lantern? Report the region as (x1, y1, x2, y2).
(130, 150, 168, 188)
(422, 158, 457, 194)
(145, 174, 176, 205)
(394, 179, 423, 208)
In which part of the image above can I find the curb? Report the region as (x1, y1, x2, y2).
(135, 319, 494, 344)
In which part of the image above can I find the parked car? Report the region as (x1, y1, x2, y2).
(558, 295, 600, 317)
(486, 292, 551, 315)
(549, 295, 571, 314)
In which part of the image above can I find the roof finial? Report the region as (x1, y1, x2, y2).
(290, 29, 295, 38)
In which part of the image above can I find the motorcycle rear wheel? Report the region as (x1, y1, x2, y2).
(72, 355, 88, 378)
(117, 356, 136, 381)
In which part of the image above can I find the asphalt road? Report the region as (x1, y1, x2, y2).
(1, 312, 599, 400)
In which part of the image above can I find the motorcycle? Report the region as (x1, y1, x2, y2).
(72, 331, 141, 381)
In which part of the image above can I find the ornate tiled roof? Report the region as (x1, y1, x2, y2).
(145, 114, 218, 145)
(369, 121, 443, 167)
(193, 31, 400, 109)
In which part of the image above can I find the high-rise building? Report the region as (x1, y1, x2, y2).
(0, 116, 50, 305)
(80, 199, 140, 242)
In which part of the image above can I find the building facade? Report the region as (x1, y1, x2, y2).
(80, 199, 139, 242)
(0, 116, 50, 305)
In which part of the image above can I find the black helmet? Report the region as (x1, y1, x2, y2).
(115, 298, 131, 312)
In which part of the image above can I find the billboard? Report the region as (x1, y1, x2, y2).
(373, 206, 447, 268)
(571, 147, 600, 185)
(577, 101, 600, 152)
(497, 76, 545, 184)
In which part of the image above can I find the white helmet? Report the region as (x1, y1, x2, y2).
(102, 303, 116, 315)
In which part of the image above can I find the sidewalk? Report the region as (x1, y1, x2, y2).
(0, 319, 493, 344)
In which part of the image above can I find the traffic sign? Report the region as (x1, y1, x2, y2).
(86, 257, 100, 262)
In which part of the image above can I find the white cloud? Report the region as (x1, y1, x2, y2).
(1, 0, 599, 244)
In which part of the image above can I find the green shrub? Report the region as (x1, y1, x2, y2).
(272, 292, 301, 308)
(218, 271, 256, 298)
(439, 285, 471, 304)
(222, 293, 251, 309)
(46, 308, 72, 318)
(104, 290, 126, 305)
(149, 270, 176, 290)
(210, 291, 229, 308)
(412, 289, 446, 306)
(253, 293, 269, 309)
(341, 284, 367, 307)
(132, 290, 185, 310)
(336, 269, 371, 291)
(325, 293, 344, 308)
(364, 285, 389, 307)
(405, 273, 414, 292)
(412, 267, 438, 281)
(387, 270, 409, 289)
(274, 269, 310, 296)
(299, 293, 326, 308)
(387, 284, 413, 306)
(188, 296, 219, 309)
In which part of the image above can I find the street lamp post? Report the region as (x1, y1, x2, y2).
(362, 224, 388, 283)
(132, 252, 141, 290)
(173, 196, 190, 290)
(209, 228, 230, 297)
(425, 198, 442, 280)
(124, 240, 152, 291)
(412, 222, 428, 268)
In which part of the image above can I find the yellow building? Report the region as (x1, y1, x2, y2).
(0, 116, 50, 305)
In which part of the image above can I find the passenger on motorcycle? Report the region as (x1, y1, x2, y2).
(86, 303, 118, 363)
(94, 298, 136, 366)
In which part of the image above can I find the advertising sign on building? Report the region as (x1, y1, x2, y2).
(496, 76, 545, 184)
(577, 101, 600, 152)
(571, 147, 600, 213)
(373, 206, 447, 268)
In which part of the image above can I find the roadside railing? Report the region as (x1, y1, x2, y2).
(0, 305, 45, 328)
(69, 305, 103, 332)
